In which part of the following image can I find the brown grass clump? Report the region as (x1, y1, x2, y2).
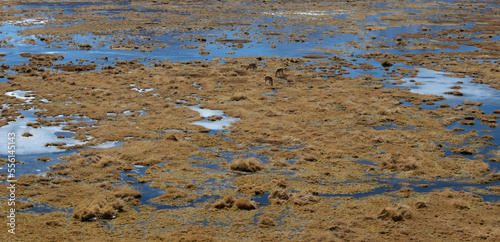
(481, 135, 494, 141)
(377, 205, 413, 222)
(268, 190, 290, 204)
(166, 133, 178, 141)
(379, 152, 418, 171)
(415, 201, 427, 209)
(289, 193, 319, 206)
(37, 157, 52, 162)
(463, 100, 483, 106)
(230, 158, 262, 172)
(301, 155, 317, 162)
(230, 94, 247, 101)
(459, 120, 476, 125)
(17, 174, 41, 186)
(272, 160, 290, 167)
(276, 178, 287, 188)
(257, 215, 276, 227)
(45, 142, 67, 147)
(16, 200, 35, 210)
(26, 123, 41, 128)
(444, 91, 464, 96)
(398, 187, 414, 198)
(450, 147, 476, 156)
(72, 196, 125, 221)
(45, 220, 63, 227)
(93, 157, 120, 168)
(233, 197, 257, 210)
(381, 61, 393, 68)
(21, 132, 33, 137)
(212, 200, 228, 209)
(207, 115, 223, 121)
(213, 194, 236, 209)
(213, 195, 257, 210)
(302, 54, 329, 59)
(109, 139, 197, 166)
(184, 183, 196, 190)
(155, 187, 189, 201)
(450, 199, 470, 210)
(112, 185, 142, 199)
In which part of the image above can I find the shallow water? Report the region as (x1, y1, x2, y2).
(187, 104, 241, 131)
(393, 68, 500, 165)
(0, 2, 490, 74)
(0, 108, 86, 156)
(399, 68, 500, 106)
(16, 197, 74, 215)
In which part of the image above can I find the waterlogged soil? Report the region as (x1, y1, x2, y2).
(1, 0, 500, 241)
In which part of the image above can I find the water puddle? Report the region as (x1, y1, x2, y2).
(0, 108, 126, 178)
(0, 109, 86, 156)
(185, 104, 241, 131)
(15, 197, 74, 215)
(391, 68, 499, 160)
(398, 68, 500, 107)
(118, 164, 220, 210)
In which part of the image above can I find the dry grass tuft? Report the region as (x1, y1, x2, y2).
(233, 197, 257, 210)
(37, 157, 52, 162)
(377, 205, 413, 222)
(230, 158, 262, 172)
(72, 196, 126, 221)
(21, 132, 33, 137)
(156, 187, 188, 201)
(213, 195, 236, 209)
(112, 185, 142, 199)
(257, 216, 276, 227)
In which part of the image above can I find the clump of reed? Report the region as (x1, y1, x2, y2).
(230, 158, 262, 172)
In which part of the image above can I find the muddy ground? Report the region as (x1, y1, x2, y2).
(1, 0, 500, 241)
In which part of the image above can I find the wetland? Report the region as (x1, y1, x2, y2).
(1, 0, 500, 241)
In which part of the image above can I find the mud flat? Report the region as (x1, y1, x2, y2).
(1, 0, 500, 241)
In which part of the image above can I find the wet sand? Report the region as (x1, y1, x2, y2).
(1, 0, 500, 241)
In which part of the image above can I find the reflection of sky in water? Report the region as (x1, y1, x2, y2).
(0, 150, 76, 177)
(0, 5, 483, 70)
(0, 109, 86, 156)
(188, 105, 241, 130)
(399, 68, 500, 107)
(394, 68, 500, 163)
